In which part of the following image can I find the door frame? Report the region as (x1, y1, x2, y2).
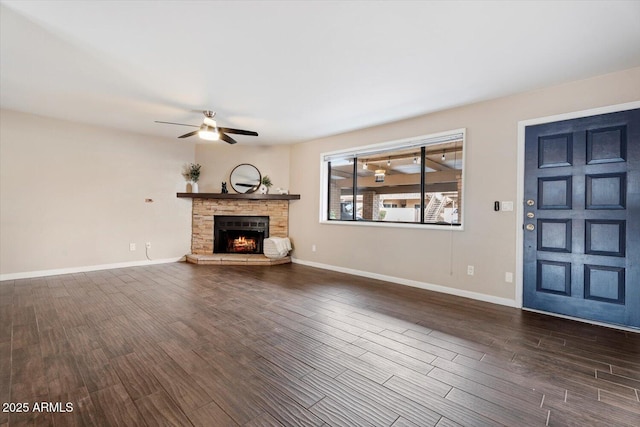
(515, 100, 640, 330)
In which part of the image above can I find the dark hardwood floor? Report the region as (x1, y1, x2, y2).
(1, 262, 639, 427)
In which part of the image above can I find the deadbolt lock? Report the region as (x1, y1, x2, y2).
(526, 199, 535, 206)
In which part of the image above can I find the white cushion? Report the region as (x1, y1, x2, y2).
(263, 237, 292, 259)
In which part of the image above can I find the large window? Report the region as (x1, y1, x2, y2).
(321, 129, 465, 228)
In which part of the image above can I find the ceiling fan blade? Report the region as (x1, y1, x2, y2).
(155, 120, 199, 128)
(219, 127, 258, 136)
(178, 130, 199, 139)
(219, 132, 238, 145)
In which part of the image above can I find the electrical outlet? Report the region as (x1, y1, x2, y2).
(129, 243, 136, 251)
(505, 272, 513, 283)
(312, 244, 316, 252)
(145, 242, 151, 249)
(467, 265, 474, 276)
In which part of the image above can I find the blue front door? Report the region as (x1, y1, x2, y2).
(523, 108, 640, 328)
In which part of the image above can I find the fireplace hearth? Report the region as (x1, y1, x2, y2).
(214, 215, 269, 254)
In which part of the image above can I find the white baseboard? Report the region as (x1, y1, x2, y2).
(291, 258, 516, 308)
(0, 257, 185, 281)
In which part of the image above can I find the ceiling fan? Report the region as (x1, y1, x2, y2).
(155, 110, 258, 144)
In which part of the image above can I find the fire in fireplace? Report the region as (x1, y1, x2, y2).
(214, 215, 269, 254)
(230, 236, 256, 253)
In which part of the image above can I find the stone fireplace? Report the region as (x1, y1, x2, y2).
(183, 195, 294, 265)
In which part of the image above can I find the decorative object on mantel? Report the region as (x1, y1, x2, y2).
(276, 187, 289, 195)
(230, 163, 261, 194)
(221, 182, 228, 194)
(259, 175, 273, 194)
(263, 237, 292, 259)
(183, 163, 202, 193)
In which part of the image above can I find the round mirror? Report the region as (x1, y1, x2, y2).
(230, 164, 261, 194)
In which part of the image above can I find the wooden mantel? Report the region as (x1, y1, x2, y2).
(177, 193, 300, 200)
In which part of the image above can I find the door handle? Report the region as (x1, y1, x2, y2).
(526, 224, 535, 231)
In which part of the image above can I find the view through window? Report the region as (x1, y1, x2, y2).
(323, 130, 465, 226)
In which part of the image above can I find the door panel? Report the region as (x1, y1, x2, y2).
(523, 108, 639, 328)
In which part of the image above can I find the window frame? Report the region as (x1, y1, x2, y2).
(319, 128, 466, 231)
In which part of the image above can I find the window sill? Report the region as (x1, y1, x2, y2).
(319, 219, 464, 231)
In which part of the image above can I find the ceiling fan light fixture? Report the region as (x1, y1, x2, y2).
(156, 110, 256, 144)
(198, 124, 219, 141)
(203, 116, 217, 127)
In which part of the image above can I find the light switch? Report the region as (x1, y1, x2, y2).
(501, 201, 514, 212)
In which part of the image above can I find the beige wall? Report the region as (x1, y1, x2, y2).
(288, 67, 640, 302)
(195, 144, 290, 194)
(0, 110, 195, 276)
(2, 67, 638, 298)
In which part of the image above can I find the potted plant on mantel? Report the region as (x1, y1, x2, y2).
(183, 163, 201, 193)
(260, 175, 273, 194)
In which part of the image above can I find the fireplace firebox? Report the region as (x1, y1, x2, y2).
(213, 215, 269, 254)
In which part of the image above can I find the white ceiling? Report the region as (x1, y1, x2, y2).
(1, 1, 639, 145)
